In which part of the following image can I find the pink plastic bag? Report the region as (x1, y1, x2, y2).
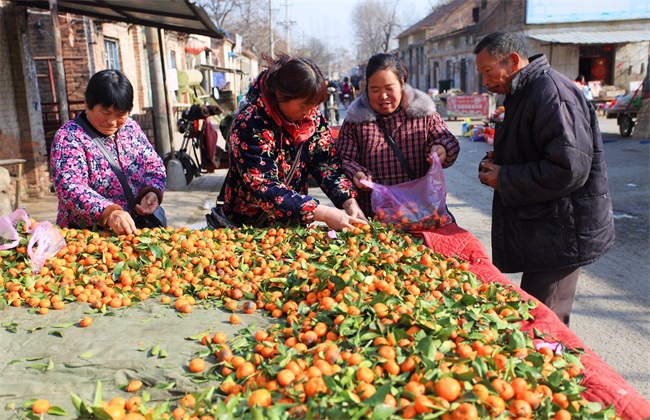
(0, 209, 33, 250)
(362, 153, 452, 231)
(27, 221, 66, 274)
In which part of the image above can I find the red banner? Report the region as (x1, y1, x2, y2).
(447, 95, 491, 118)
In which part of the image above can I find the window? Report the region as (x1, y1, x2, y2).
(105, 39, 120, 70)
(433, 61, 439, 85)
(170, 51, 177, 69)
(420, 47, 425, 74)
(481, 0, 487, 9)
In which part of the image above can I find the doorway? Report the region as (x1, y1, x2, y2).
(460, 58, 467, 93)
(579, 45, 613, 84)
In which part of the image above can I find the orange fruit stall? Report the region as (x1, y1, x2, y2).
(0, 215, 648, 419)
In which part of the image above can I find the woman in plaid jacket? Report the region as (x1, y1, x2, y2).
(335, 53, 460, 217)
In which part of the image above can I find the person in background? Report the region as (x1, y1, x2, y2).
(50, 69, 166, 235)
(574, 74, 594, 100)
(219, 53, 366, 231)
(474, 31, 615, 325)
(340, 76, 356, 102)
(334, 53, 459, 217)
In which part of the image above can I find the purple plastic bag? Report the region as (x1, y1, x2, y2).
(27, 221, 66, 274)
(0, 209, 33, 250)
(362, 153, 452, 231)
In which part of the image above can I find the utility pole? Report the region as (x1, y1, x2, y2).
(269, 0, 274, 58)
(279, 1, 296, 54)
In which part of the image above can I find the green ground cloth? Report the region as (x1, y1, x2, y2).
(0, 300, 271, 416)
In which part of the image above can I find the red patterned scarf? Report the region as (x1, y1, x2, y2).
(259, 73, 317, 146)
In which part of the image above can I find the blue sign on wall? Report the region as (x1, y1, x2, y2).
(213, 72, 226, 89)
(526, 0, 650, 24)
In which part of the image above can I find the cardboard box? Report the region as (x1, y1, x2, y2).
(599, 88, 625, 99)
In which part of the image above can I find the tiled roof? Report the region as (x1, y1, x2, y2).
(397, 0, 467, 38)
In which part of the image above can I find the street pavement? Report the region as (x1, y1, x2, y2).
(20, 114, 650, 401)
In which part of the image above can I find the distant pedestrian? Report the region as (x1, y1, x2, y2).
(474, 31, 615, 325)
(574, 74, 594, 100)
(340, 76, 356, 102)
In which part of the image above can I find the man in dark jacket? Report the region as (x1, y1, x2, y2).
(474, 32, 615, 326)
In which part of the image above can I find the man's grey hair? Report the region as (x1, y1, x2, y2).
(473, 31, 528, 59)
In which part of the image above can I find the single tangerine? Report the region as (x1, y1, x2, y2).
(188, 358, 206, 373)
(434, 377, 461, 402)
(31, 399, 50, 414)
(248, 389, 272, 407)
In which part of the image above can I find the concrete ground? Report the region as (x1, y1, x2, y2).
(20, 114, 650, 401)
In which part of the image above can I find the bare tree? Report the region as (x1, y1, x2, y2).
(352, 0, 402, 61)
(305, 38, 332, 68)
(201, 0, 237, 29)
(202, 0, 281, 59)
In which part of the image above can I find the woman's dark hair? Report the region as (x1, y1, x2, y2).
(84, 69, 134, 112)
(261, 53, 327, 105)
(365, 53, 408, 88)
(473, 31, 528, 60)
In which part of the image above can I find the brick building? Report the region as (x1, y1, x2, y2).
(0, 0, 254, 205)
(397, 0, 650, 97)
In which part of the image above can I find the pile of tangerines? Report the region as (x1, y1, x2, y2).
(374, 204, 452, 231)
(0, 220, 622, 419)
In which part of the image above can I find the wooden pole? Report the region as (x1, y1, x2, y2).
(48, 0, 69, 123)
(144, 26, 171, 158)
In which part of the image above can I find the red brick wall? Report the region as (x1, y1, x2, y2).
(28, 12, 89, 114)
(0, 12, 22, 162)
(132, 110, 154, 144)
(1, 5, 50, 197)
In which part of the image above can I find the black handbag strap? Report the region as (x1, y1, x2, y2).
(216, 142, 304, 226)
(74, 115, 139, 213)
(376, 118, 416, 181)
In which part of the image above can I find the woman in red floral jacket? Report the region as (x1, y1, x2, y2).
(220, 53, 366, 230)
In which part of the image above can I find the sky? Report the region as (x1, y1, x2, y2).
(275, 0, 440, 53)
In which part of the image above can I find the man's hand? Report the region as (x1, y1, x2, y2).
(106, 209, 137, 235)
(135, 192, 159, 215)
(352, 172, 373, 191)
(478, 152, 500, 190)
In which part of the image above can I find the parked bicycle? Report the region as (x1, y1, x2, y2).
(164, 104, 224, 185)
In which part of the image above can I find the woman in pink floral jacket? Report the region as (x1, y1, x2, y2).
(50, 70, 166, 235)
(220, 53, 366, 230)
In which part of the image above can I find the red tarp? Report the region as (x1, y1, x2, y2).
(418, 223, 650, 419)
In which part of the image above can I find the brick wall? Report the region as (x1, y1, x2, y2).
(1, 3, 50, 198)
(0, 2, 23, 161)
(27, 11, 89, 117)
(98, 21, 147, 113)
(132, 110, 155, 144)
